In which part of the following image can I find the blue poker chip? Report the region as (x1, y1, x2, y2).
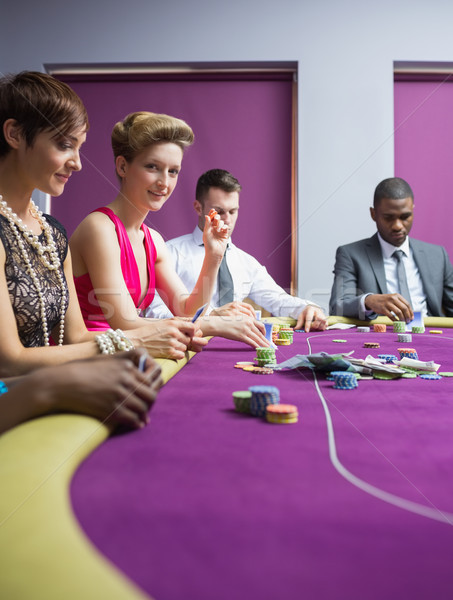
(378, 354, 397, 363)
(249, 385, 280, 416)
(419, 373, 442, 380)
(331, 371, 358, 389)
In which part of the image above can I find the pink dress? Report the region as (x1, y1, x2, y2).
(74, 207, 157, 330)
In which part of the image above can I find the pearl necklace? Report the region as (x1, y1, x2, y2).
(0, 196, 66, 346)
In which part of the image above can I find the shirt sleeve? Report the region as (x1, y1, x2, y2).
(241, 252, 309, 319)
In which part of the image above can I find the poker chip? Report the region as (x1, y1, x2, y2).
(398, 348, 418, 360)
(378, 354, 397, 363)
(373, 324, 387, 333)
(429, 330, 443, 334)
(255, 346, 277, 366)
(256, 359, 276, 367)
(249, 385, 280, 417)
(364, 342, 380, 348)
(373, 371, 400, 380)
(278, 330, 294, 343)
(243, 366, 274, 374)
(266, 403, 298, 424)
(438, 372, 453, 377)
(331, 371, 358, 390)
(411, 326, 425, 334)
(234, 361, 255, 369)
(401, 372, 417, 378)
(357, 326, 370, 333)
(419, 373, 442, 380)
(398, 333, 412, 343)
(274, 339, 291, 345)
(392, 321, 406, 333)
(233, 391, 252, 413)
(332, 339, 347, 343)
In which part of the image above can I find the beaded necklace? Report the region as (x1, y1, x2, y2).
(0, 196, 66, 346)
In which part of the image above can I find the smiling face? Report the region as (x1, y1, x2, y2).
(117, 142, 183, 212)
(194, 187, 240, 237)
(9, 123, 86, 197)
(370, 196, 414, 247)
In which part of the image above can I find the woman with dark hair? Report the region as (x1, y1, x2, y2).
(0, 72, 206, 375)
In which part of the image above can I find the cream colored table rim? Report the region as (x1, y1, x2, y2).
(0, 350, 197, 600)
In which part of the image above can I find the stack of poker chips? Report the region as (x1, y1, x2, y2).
(233, 391, 252, 413)
(271, 324, 282, 342)
(357, 326, 370, 333)
(266, 404, 298, 424)
(378, 354, 398, 364)
(278, 327, 294, 342)
(255, 346, 276, 367)
(393, 321, 406, 333)
(398, 347, 418, 359)
(330, 371, 359, 390)
(398, 333, 412, 342)
(275, 327, 293, 345)
(373, 323, 387, 332)
(411, 325, 425, 334)
(249, 385, 280, 416)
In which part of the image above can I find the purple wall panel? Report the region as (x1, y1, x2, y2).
(53, 76, 293, 290)
(394, 79, 453, 260)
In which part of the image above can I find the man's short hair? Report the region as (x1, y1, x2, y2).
(196, 169, 242, 205)
(373, 177, 414, 207)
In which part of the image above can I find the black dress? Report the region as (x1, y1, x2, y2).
(0, 214, 69, 347)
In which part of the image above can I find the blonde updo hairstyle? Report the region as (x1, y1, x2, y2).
(111, 111, 194, 179)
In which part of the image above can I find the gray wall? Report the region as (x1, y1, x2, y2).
(2, 0, 453, 313)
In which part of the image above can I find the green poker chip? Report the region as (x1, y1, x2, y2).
(332, 339, 347, 343)
(401, 372, 417, 378)
(373, 371, 401, 380)
(438, 372, 453, 377)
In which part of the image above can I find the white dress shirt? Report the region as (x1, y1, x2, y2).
(361, 234, 428, 316)
(147, 226, 310, 319)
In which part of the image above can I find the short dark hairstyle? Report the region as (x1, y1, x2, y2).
(196, 169, 242, 205)
(0, 71, 89, 158)
(373, 177, 414, 207)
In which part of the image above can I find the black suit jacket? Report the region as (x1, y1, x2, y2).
(329, 233, 453, 319)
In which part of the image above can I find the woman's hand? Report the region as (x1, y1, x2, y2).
(131, 318, 206, 360)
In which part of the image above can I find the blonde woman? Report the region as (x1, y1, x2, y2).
(71, 112, 268, 348)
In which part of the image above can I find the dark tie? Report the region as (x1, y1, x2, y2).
(218, 251, 234, 305)
(393, 249, 412, 305)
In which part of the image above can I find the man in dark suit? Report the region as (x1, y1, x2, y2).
(329, 177, 453, 321)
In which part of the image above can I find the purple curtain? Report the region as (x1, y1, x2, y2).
(394, 74, 453, 259)
(53, 73, 293, 290)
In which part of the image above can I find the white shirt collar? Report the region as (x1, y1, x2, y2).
(377, 232, 410, 259)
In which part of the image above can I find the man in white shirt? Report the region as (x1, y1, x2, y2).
(148, 169, 327, 332)
(329, 177, 453, 321)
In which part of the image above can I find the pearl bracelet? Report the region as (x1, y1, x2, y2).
(95, 332, 116, 355)
(0, 381, 9, 395)
(96, 329, 134, 354)
(106, 329, 134, 352)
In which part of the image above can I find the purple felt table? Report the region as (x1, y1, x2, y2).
(71, 329, 453, 600)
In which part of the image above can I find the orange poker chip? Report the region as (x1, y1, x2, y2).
(243, 366, 274, 374)
(234, 361, 255, 369)
(266, 404, 298, 416)
(266, 404, 299, 424)
(208, 208, 218, 222)
(373, 324, 387, 333)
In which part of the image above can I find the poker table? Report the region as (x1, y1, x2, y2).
(2, 317, 453, 599)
